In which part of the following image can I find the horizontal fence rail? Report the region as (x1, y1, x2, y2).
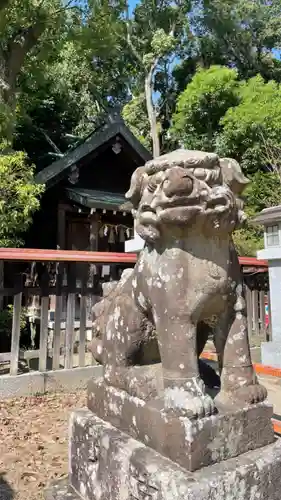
(0, 249, 270, 378)
(0, 250, 137, 377)
(0, 248, 268, 266)
(0, 248, 137, 263)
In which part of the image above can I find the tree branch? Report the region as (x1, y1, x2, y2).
(125, 22, 143, 66)
(5, 22, 45, 98)
(53, 2, 82, 16)
(259, 131, 281, 182)
(145, 57, 160, 157)
(1, 0, 80, 105)
(38, 127, 62, 154)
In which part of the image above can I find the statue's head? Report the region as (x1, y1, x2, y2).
(125, 150, 249, 243)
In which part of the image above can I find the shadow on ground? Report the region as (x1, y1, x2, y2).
(0, 474, 14, 500)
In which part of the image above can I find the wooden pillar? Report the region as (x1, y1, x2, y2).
(0, 261, 3, 311)
(89, 213, 98, 252)
(57, 203, 66, 250)
(88, 213, 99, 321)
(55, 204, 66, 349)
(245, 285, 253, 336)
(259, 290, 265, 335)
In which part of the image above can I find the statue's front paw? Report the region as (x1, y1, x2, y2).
(215, 382, 267, 409)
(235, 383, 267, 405)
(164, 386, 216, 419)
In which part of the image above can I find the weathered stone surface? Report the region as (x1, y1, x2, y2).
(63, 409, 281, 500)
(91, 270, 221, 390)
(87, 376, 274, 472)
(90, 149, 267, 422)
(45, 479, 80, 500)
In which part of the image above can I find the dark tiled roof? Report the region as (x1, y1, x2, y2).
(35, 114, 151, 187)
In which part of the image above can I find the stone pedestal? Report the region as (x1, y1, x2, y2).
(87, 377, 274, 472)
(45, 376, 279, 500)
(47, 409, 281, 500)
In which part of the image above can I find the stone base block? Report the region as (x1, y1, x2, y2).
(261, 341, 281, 368)
(52, 409, 281, 500)
(87, 377, 274, 472)
(45, 479, 80, 500)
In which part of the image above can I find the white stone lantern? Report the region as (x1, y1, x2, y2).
(253, 205, 281, 368)
(124, 220, 145, 254)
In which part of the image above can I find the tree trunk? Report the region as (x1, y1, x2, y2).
(145, 61, 160, 158)
(0, 21, 45, 141)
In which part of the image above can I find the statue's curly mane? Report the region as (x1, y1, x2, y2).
(125, 150, 249, 243)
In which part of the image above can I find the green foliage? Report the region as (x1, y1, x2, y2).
(0, 144, 44, 246)
(0, 305, 29, 352)
(131, 0, 190, 66)
(122, 95, 152, 151)
(173, 65, 281, 254)
(174, 67, 281, 179)
(2, 0, 281, 161)
(233, 171, 281, 256)
(1, 0, 131, 149)
(0, 101, 14, 140)
(171, 66, 240, 150)
(232, 228, 262, 258)
(216, 75, 281, 174)
(0, 305, 27, 336)
(123, 0, 191, 154)
(244, 171, 281, 215)
(29, 40, 100, 137)
(189, 0, 281, 81)
(0, 0, 73, 133)
(150, 28, 176, 59)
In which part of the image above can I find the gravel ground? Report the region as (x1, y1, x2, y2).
(0, 390, 86, 500)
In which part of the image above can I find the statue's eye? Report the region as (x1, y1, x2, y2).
(147, 179, 157, 192)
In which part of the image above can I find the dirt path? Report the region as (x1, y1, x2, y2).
(0, 391, 86, 500)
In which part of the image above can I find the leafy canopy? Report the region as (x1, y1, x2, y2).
(0, 144, 44, 246)
(172, 65, 281, 255)
(122, 94, 151, 150)
(217, 76, 281, 175)
(234, 171, 281, 256)
(189, 0, 281, 81)
(171, 66, 240, 151)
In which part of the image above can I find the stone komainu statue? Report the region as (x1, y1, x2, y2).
(91, 149, 267, 419)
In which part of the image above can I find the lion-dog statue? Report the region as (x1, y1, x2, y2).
(90, 149, 267, 419)
(92, 272, 221, 389)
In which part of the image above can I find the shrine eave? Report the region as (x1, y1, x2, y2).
(66, 187, 132, 213)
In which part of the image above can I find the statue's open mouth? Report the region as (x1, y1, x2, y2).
(139, 205, 158, 222)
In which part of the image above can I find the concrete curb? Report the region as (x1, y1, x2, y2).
(272, 419, 281, 435)
(0, 365, 103, 399)
(201, 352, 281, 378)
(1, 359, 280, 436)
